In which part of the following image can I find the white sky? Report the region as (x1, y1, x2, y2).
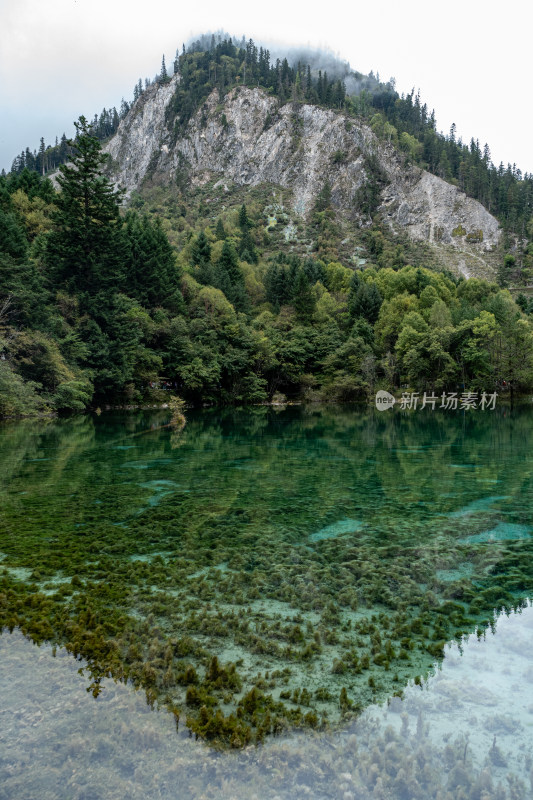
(1, 0, 531, 176)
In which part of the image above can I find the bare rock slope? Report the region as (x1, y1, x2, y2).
(106, 78, 501, 276)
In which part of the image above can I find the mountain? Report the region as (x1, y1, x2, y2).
(3, 38, 533, 747)
(2, 35, 533, 420)
(105, 75, 501, 280)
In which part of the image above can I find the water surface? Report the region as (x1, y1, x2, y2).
(1, 603, 532, 799)
(1, 404, 532, 750)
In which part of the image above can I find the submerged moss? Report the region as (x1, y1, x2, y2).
(1, 406, 533, 745)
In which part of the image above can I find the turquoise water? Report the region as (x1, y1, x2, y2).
(308, 517, 363, 542)
(1, 603, 533, 799)
(1, 404, 533, 765)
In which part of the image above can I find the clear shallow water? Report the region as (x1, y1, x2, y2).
(1, 603, 533, 799)
(1, 405, 533, 755)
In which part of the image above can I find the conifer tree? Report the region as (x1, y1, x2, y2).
(238, 203, 251, 230)
(239, 229, 258, 264)
(215, 218, 226, 240)
(217, 240, 242, 285)
(191, 230, 211, 266)
(190, 230, 214, 284)
(160, 55, 168, 83)
(37, 138, 47, 176)
(349, 282, 382, 324)
(215, 240, 248, 311)
(292, 269, 315, 320)
(124, 213, 181, 308)
(45, 116, 125, 297)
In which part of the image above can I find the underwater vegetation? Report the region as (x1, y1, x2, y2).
(1, 404, 533, 747)
(2, 616, 533, 800)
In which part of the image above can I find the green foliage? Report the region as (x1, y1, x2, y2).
(354, 154, 389, 217)
(45, 116, 125, 296)
(293, 269, 316, 321)
(314, 181, 332, 214)
(53, 379, 93, 412)
(0, 359, 48, 417)
(190, 230, 213, 285)
(3, 102, 533, 418)
(238, 204, 251, 231)
(215, 218, 226, 240)
(332, 149, 347, 165)
(0, 251, 47, 328)
(0, 207, 28, 260)
(349, 281, 383, 324)
(214, 240, 248, 311)
(124, 212, 182, 309)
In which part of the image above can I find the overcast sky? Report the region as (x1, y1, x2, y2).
(1, 0, 531, 176)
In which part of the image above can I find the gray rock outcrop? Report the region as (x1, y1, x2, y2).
(105, 81, 501, 273)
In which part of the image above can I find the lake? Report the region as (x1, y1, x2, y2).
(1, 404, 532, 797)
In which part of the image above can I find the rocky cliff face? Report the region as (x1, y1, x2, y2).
(106, 76, 178, 192)
(106, 78, 501, 275)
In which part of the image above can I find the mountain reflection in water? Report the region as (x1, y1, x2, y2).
(1, 602, 532, 800)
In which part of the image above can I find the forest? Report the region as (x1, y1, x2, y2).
(2, 36, 533, 417)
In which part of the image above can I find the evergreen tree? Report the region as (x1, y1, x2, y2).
(238, 203, 251, 230)
(215, 240, 248, 311)
(191, 229, 212, 266)
(59, 133, 69, 162)
(349, 282, 383, 324)
(190, 230, 214, 284)
(314, 181, 332, 213)
(292, 268, 316, 320)
(37, 138, 47, 176)
(215, 218, 226, 240)
(0, 208, 27, 261)
(216, 240, 242, 285)
(265, 262, 291, 308)
(45, 116, 125, 297)
(159, 55, 168, 83)
(238, 229, 258, 264)
(0, 207, 47, 326)
(124, 212, 181, 309)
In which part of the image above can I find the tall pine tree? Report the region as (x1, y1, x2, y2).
(45, 116, 125, 298)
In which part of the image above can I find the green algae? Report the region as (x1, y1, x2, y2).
(1, 405, 533, 747)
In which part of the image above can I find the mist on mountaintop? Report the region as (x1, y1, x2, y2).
(184, 30, 390, 97)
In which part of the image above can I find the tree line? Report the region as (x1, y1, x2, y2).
(9, 105, 130, 177)
(1, 119, 533, 418)
(369, 89, 533, 236)
(7, 33, 532, 244)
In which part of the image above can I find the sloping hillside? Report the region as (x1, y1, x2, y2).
(106, 79, 501, 278)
